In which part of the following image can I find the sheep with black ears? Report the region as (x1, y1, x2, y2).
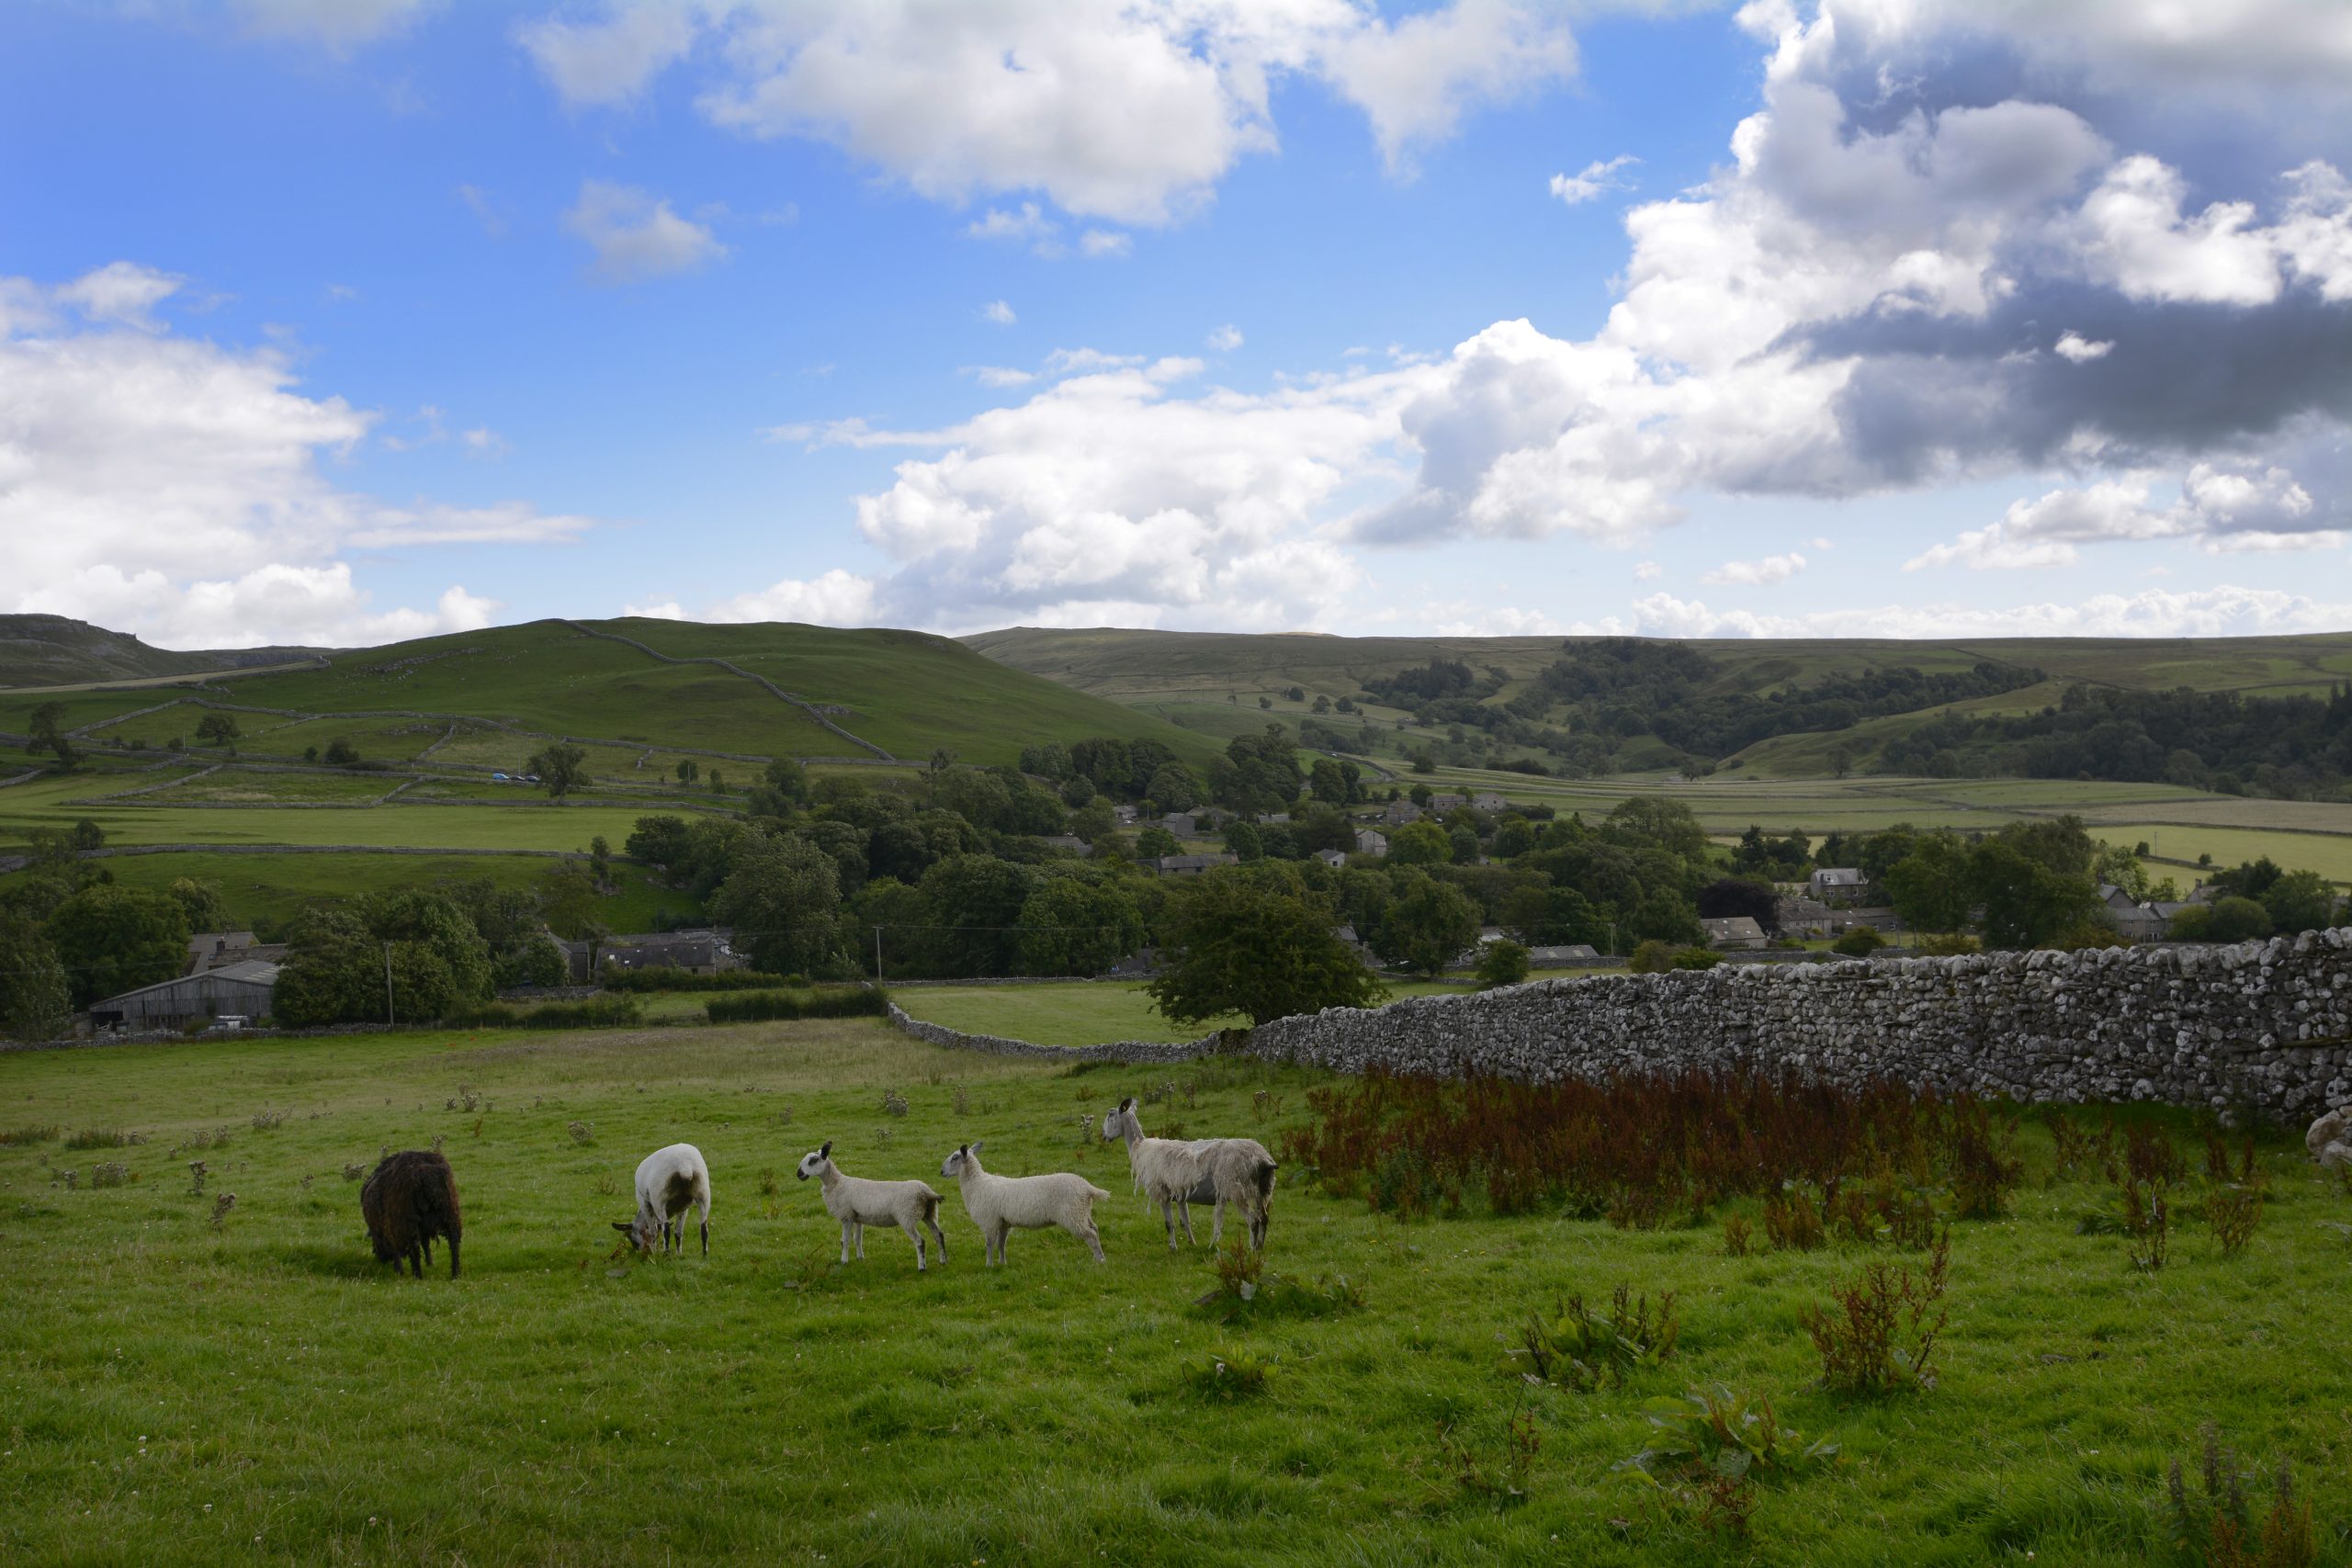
(1099, 1097, 1277, 1250)
(612, 1143, 711, 1257)
(796, 1141, 947, 1270)
(938, 1140, 1110, 1265)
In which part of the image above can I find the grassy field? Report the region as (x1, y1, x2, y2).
(2103, 825, 2352, 884)
(895, 979, 1473, 1045)
(0, 796, 661, 852)
(4, 1021, 2350, 1565)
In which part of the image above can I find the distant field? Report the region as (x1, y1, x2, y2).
(88, 848, 689, 934)
(2102, 824, 2352, 885)
(0, 798, 656, 852)
(895, 978, 1470, 1046)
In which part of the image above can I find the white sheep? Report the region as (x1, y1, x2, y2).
(1099, 1097, 1277, 1250)
(938, 1140, 1110, 1265)
(795, 1141, 948, 1270)
(612, 1142, 711, 1257)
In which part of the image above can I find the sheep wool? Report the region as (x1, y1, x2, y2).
(939, 1141, 1110, 1265)
(1099, 1097, 1277, 1251)
(613, 1143, 711, 1258)
(796, 1142, 948, 1270)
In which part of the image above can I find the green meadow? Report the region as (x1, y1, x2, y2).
(4, 1021, 2349, 1565)
(894, 978, 1476, 1046)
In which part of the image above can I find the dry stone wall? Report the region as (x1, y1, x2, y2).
(1246, 930, 2352, 1117)
(885, 1003, 1212, 1066)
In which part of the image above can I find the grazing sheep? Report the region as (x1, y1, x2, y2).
(612, 1143, 712, 1257)
(795, 1141, 947, 1270)
(360, 1149, 462, 1280)
(1099, 1098, 1278, 1251)
(938, 1140, 1110, 1265)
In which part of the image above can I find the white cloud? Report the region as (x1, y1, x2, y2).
(0, 263, 597, 649)
(967, 366, 1036, 389)
(621, 600, 688, 620)
(457, 183, 506, 238)
(1079, 230, 1133, 259)
(1907, 462, 2335, 570)
(1702, 550, 1807, 586)
(966, 202, 1059, 248)
(462, 425, 509, 457)
(1574, 585, 2352, 641)
(1206, 323, 1244, 353)
(516, 2, 698, 106)
(979, 299, 1017, 326)
(232, 0, 437, 53)
(562, 181, 727, 283)
(2053, 332, 2112, 362)
(1632, 559, 1661, 581)
(1428, 604, 1567, 636)
(1549, 154, 1639, 206)
(700, 568, 878, 626)
(53, 262, 184, 332)
(520, 1, 1584, 224)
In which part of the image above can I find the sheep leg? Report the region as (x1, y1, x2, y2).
(1078, 1220, 1104, 1263)
(839, 1219, 853, 1265)
(854, 1223, 866, 1260)
(928, 1213, 950, 1266)
(1211, 1195, 1227, 1247)
(992, 1223, 1010, 1266)
(699, 1211, 709, 1258)
(447, 1233, 461, 1280)
(406, 1239, 424, 1279)
(902, 1219, 927, 1271)
(1178, 1197, 1198, 1247)
(1160, 1197, 1180, 1250)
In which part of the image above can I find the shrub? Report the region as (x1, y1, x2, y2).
(599, 968, 807, 993)
(2166, 1427, 2316, 1568)
(1945, 1100, 2022, 1218)
(1516, 1284, 1679, 1390)
(1628, 939, 1677, 974)
(1192, 1347, 1275, 1402)
(1475, 939, 1531, 988)
(1804, 1230, 1951, 1393)
(2205, 1186, 2262, 1258)
(1765, 1184, 1826, 1252)
(1911, 932, 1982, 956)
(1616, 1384, 1838, 1535)
(64, 1129, 141, 1151)
(1832, 927, 1884, 957)
(0, 1124, 60, 1145)
(1669, 946, 1722, 971)
(1723, 1213, 1754, 1257)
(2048, 1111, 2118, 1183)
(444, 996, 645, 1030)
(705, 987, 889, 1024)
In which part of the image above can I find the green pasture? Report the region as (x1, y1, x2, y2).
(5, 1021, 2350, 1564)
(0, 798, 657, 852)
(893, 979, 1471, 1046)
(2102, 824, 2352, 885)
(113, 767, 407, 806)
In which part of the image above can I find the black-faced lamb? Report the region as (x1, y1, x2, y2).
(1099, 1097, 1277, 1250)
(612, 1142, 712, 1257)
(796, 1141, 947, 1270)
(938, 1140, 1110, 1265)
(360, 1149, 462, 1280)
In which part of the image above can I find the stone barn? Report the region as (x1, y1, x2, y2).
(88, 961, 281, 1031)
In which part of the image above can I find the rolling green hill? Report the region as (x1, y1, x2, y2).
(0, 613, 322, 690)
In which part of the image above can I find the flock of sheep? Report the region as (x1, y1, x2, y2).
(358, 1094, 1276, 1280)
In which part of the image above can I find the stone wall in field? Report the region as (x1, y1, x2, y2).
(884, 1002, 1215, 1066)
(1245, 929, 2352, 1117)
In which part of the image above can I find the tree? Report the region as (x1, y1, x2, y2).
(1499, 884, 1609, 949)
(1146, 762, 1199, 812)
(751, 757, 807, 815)
(46, 885, 190, 1007)
(70, 818, 106, 852)
(1069, 797, 1118, 843)
(1475, 937, 1531, 987)
(589, 835, 613, 887)
(1060, 774, 1097, 807)
(274, 892, 494, 1026)
(1833, 926, 1885, 957)
(1385, 819, 1452, 867)
(707, 769, 724, 794)
(322, 737, 361, 766)
(25, 703, 78, 771)
(1373, 877, 1482, 977)
(1308, 758, 1350, 804)
(538, 861, 604, 942)
(195, 712, 243, 754)
(676, 759, 700, 786)
(1136, 826, 1180, 859)
(167, 877, 228, 935)
(1966, 834, 2099, 949)
(1145, 867, 1384, 1027)
(1697, 876, 1779, 934)
(531, 742, 590, 799)
(1223, 819, 1264, 862)
(0, 912, 71, 1042)
(712, 832, 845, 976)
(2260, 870, 2336, 934)
(2204, 896, 2274, 943)
(1882, 833, 1975, 932)
(626, 815, 694, 870)
(917, 854, 1038, 977)
(1015, 876, 1145, 976)
(1827, 742, 1856, 779)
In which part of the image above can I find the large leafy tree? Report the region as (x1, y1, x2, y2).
(711, 832, 845, 976)
(1373, 876, 1483, 977)
(1882, 832, 1976, 933)
(0, 912, 72, 1042)
(273, 890, 495, 1026)
(46, 885, 190, 1007)
(2261, 870, 2338, 934)
(194, 712, 243, 753)
(527, 741, 590, 799)
(1146, 865, 1384, 1028)
(25, 702, 79, 771)
(167, 877, 229, 935)
(1015, 874, 1146, 977)
(1696, 875, 1779, 933)
(1966, 828, 2100, 949)
(916, 854, 1037, 977)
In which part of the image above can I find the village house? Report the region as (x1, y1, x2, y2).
(1471, 792, 1508, 812)
(2100, 885, 2172, 942)
(1152, 852, 1238, 876)
(1702, 915, 1769, 952)
(586, 929, 739, 979)
(1381, 799, 1424, 826)
(182, 930, 289, 976)
(1775, 895, 1835, 940)
(1354, 827, 1389, 856)
(1810, 866, 1871, 906)
(1312, 848, 1347, 868)
(1526, 943, 1602, 967)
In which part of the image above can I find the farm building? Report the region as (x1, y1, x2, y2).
(1702, 916, 1769, 951)
(1471, 792, 1508, 812)
(89, 961, 280, 1031)
(1381, 800, 1423, 826)
(183, 930, 289, 975)
(1776, 895, 1835, 939)
(1527, 944, 1602, 967)
(594, 930, 738, 976)
(2100, 886, 2172, 942)
(1313, 848, 1347, 868)
(1151, 852, 1238, 876)
(1354, 828, 1389, 855)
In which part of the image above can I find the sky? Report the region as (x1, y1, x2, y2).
(3, 0, 2351, 651)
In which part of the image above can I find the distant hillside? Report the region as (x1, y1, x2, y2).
(0, 614, 322, 690)
(18, 617, 1218, 772)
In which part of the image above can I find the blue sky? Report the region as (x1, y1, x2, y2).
(4, 1, 2350, 649)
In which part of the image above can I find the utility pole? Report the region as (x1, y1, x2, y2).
(873, 925, 884, 985)
(382, 941, 395, 1028)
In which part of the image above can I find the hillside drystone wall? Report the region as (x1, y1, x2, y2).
(1244, 930, 2352, 1117)
(886, 1003, 1215, 1066)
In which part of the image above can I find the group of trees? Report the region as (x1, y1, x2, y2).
(0, 822, 225, 1039)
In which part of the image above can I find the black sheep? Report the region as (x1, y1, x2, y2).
(360, 1150, 463, 1279)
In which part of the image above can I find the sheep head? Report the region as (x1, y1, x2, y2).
(796, 1142, 833, 1181)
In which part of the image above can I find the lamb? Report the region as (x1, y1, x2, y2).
(612, 1143, 711, 1257)
(1099, 1097, 1278, 1251)
(938, 1140, 1110, 1265)
(795, 1141, 948, 1270)
(360, 1149, 462, 1280)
